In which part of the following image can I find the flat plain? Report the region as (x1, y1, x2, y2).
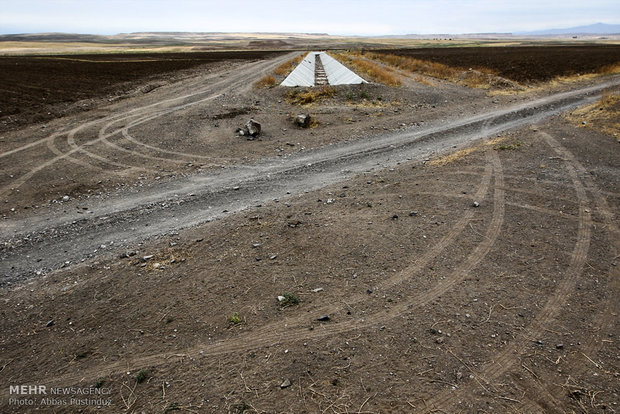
(0, 38, 618, 413)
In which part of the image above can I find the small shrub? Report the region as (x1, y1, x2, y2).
(286, 86, 335, 105)
(494, 142, 522, 151)
(229, 312, 242, 324)
(94, 378, 104, 388)
(254, 75, 277, 88)
(135, 369, 148, 383)
(164, 402, 181, 413)
(279, 292, 300, 307)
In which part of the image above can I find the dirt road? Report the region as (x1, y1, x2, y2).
(1, 77, 617, 283)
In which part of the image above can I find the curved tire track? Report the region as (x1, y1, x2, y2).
(0, 149, 509, 394)
(418, 130, 594, 413)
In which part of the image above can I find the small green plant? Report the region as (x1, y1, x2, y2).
(135, 369, 148, 383)
(229, 312, 242, 324)
(494, 142, 522, 151)
(75, 351, 88, 359)
(94, 378, 104, 388)
(232, 402, 251, 413)
(164, 402, 181, 413)
(279, 292, 300, 307)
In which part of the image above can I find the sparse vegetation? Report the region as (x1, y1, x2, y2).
(164, 402, 181, 413)
(565, 91, 620, 137)
(231, 402, 251, 413)
(494, 142, 522, 150)
(355, 51, 503, 89)
(254, 74, 277, 88)
(279, 292, 300, 307)
(274, 53, 306, 76)
(94, 378, 104, 388)
(331, 52, 401, 86)
(286, 86, 335, 105)
(135, 369, 148, 383)
(229, 312, 242, 324)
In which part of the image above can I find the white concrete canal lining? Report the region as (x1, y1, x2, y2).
(281, 51, 367, 87)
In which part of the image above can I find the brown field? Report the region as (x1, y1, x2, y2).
(371, 45, 620, 83)
(0, 43, 618, 413)
(0, 51, 285, 132)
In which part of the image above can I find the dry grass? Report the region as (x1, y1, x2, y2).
(348, 51, 525, 91)
(331, 53, 401, 86)
(427, 147, 478, 166)
(286, 86, 335, 105)
(274, 53, 306, 76)
(363, 52, 462, 80)
(564, 91, 620, 138)
(254, 74, 277, 88)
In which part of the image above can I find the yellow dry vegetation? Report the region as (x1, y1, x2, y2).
(427, 147, 478, 166)
(273, 53, 306, 76)
(254, 74, 277, 88)
(564, 92, 620, 138)
(357, 51, 506, 90)
(286, 86, 335, 105)
(330, 53, 401, 86)
(428, 137, 507, 166)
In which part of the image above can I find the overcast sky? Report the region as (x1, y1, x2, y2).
(1, 0, 619, 36)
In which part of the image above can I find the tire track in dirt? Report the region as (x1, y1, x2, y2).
(417, 130, 594, 413)
(516, 130, 620, 413)
(0, 56, 290, 159)
(2, 150, 508, 394)
(0, 55, 294, 196)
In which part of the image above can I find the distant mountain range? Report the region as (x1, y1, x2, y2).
(519, 23, 620, 35)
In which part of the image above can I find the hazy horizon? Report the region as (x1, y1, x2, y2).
(1, 0, 619, 36)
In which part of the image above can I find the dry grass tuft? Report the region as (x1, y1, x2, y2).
(565, 91, 620, 138)
(286, 86, 335, 105)
(274, 53, 306, 76)
(254, 75, 277, 88)
(598, 62, 620, 75)
(427, 147, 477, 166)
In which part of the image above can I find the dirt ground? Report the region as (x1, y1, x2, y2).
(372, 45, 620, 84)
(0, 48, 619, 413)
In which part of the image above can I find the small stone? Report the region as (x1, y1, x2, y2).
(409, 211, 418, 216)
(317, 315, 330, 322)
(62, 195, 70, 202)
(45, 320, 54, 327)
(472, 201, 480, 208)
(280, 379, 291, 389)
(311, 287, 324, 293)
(392, 214, 399, 220)
(436, 337, 445, 344)
(277, 296, 286, 302)
(295, 114, 311, 128)
(556, 343, 564, 349)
